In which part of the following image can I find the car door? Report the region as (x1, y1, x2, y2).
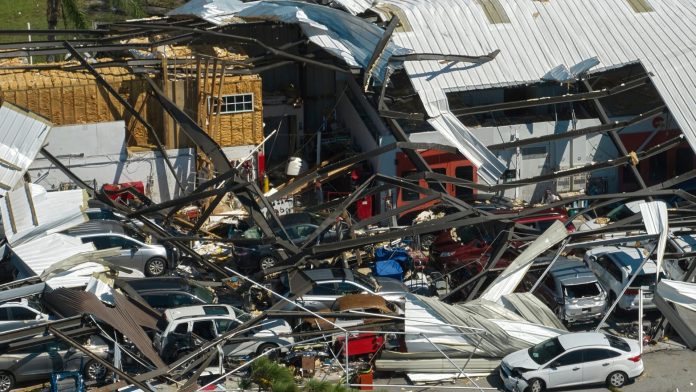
(14, 342, 66, 381)
(546, 349, 584, 388)
(110, 236, 146, 271)
(297, 282, 340, 310)
(216, 319, 255, 356)
(581, 348, 622, 384)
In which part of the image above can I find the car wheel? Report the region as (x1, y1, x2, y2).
(260, 256, 278, 271)
(84, 359, 107, 381)
(0, 372, 13, 392)
(525, 378, 545, 392)
(145, 257, 167, 277)
(606, 371, 627, 388)
(256, 342, 279, 358)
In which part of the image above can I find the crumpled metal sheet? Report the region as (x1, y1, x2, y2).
(43, 288, 165, 368)
(404, 294, 563, 357)
(501, 292, 567, 331)
(426, 112, 506, 185)
(0, 103, 51, 197)
(654, 279, 696, 349)
(168, 0, 409, 82)
(480, 220, 568, 303)
(0, 183, 87, 246)
(639, 200, 668, 281)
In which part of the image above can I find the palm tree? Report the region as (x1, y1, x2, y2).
(47, 0, 146, 32)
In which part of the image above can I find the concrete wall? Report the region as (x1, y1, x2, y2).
(28, 121, 195, 203)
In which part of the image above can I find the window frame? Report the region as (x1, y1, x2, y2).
(208, 93, 254, 114)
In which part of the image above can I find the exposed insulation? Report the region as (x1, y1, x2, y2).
(0, 64, 263, 149)
(197, 73, 264, 147)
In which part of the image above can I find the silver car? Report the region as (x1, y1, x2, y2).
(66, 221, 173, 276)
(535, 259, 607, 325)
(0, 335, 110, 392)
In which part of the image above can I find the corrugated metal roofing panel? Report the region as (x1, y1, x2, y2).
(382, 0, 696, 154)
(0, 183, 87, 245)
(0, 103, 51, 196)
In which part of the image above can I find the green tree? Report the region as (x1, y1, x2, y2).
(46, 0, 146, 31)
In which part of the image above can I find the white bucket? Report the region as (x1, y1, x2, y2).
(286, 156, 307, 176)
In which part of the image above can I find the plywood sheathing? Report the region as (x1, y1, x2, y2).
(197, 73, 264, 147)
(0, 67, 160, 147)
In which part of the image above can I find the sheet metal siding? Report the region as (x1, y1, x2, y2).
(384, 0, 696, 153)
(0, 104, 51, 195)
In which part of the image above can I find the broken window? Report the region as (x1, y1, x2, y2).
(209, 93, 254, 114)
(455, 166, 474, 198)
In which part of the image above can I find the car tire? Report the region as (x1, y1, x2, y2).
(145, 257, 167, 277)
(0, 372, 13, 392)
(259, 256, 278, 271)
(256, 342, 279, 358)
(84, 359, 108, 381)
(525, 378, 545, 392)
(606, 371, 627, 388)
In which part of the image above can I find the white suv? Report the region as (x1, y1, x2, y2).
(584, 246, 661, 311)
(154, 305, 292, 363)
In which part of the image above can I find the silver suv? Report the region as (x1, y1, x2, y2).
(65, 221, 174, 276)
(535, 259, 608, 325)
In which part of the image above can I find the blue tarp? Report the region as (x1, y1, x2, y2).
(374, 259, 403, 282)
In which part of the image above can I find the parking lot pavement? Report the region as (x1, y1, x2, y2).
(374, 348, 696, 392)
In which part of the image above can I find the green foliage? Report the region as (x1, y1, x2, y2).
(248, 357, 297, 392)
(60, 0, 88, 28)
(301, 379, 355, 392)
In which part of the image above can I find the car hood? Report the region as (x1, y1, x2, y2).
(503, 349, 541, 372)
(375, 277, 408, 293)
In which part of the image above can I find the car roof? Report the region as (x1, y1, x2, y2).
(558, 332, 611, 350)
(64, 220, 127, 235)
(164, 305, 236, 322)
(334, 294, 390, 312)
(123, 277, 192, 291)
(549, 259, 599, 285)
(588, 246, 657, 274)
(302, 268, 356, 282)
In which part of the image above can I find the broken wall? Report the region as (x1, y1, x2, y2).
(197, 73, 264, 147)
(0, 67, 162, 147)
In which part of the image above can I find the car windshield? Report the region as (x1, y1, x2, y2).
(352, 273, 377, 291)
(241, 227, 263, 239)
(630, 273, 661, 288)
(563, 282, 600, 299)
(528, 337, 565, 365)
(606, 334, 631, 351)
(606, 204, 636, 221)
(190, 285, 215, 304)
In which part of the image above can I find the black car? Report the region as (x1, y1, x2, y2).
(232, 213, 347, 272)
(121, 277, 217, 310)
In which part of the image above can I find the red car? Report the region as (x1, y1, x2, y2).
(429, 209, 573, 273)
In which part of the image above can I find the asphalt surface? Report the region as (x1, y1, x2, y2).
(373, 347, 696, 392)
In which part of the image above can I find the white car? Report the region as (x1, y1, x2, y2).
(584, 246, 661, 311)
(0, 300, 50, 332)
(154, 305, 293, 363)
(500, 332, 643, 392)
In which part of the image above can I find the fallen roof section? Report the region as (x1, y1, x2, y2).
(654, 279, 696, 349)
(0, 103, 52, 196)
(0, 182, 88, 245)
(479, 220, 568, 303)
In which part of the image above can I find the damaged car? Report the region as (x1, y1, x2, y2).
(500, 332, 643, 392)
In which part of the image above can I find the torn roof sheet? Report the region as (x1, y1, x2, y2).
(10, 233, 122, 289)
(378, 0, 696, 157)
(169, 0, 409, 82)
(0, 182, 88, 246)
(0, 103, 51, 196)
